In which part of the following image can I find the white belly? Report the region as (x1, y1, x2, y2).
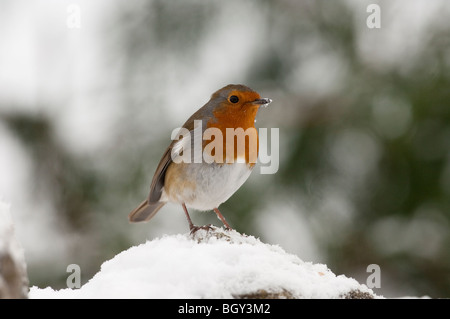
(162, 162, 253, 211)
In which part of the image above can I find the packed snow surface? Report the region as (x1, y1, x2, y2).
(29, 227, 376, 298)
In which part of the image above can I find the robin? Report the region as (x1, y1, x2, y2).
(128, 84, 272, 232)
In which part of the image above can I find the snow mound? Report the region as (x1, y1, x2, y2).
(29, 227, 378, 299)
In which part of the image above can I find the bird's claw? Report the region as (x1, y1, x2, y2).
(189, 224, 214, 234)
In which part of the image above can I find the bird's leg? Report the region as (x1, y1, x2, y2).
(182, 203, 195, 230)
(213, 207, 232, 230)
(182, 203, 213, 234)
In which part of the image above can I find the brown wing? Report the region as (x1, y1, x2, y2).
(148, 144, 173, 203)
(128, 142, 174, 222)
(128, 103, 209, 223)
(147, 109, 209, 202)
(147, 112, 205, 202)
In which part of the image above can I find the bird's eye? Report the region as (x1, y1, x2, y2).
(229, 95, 239, 103)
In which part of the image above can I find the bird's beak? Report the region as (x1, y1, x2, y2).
(252, 98, 272, 107)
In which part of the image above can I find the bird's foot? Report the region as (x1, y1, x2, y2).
(189, 224, 214, 235)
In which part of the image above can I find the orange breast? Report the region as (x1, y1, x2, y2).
(205, 104, 259, 166)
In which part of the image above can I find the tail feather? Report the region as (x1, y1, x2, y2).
(128, 200, 166, 223)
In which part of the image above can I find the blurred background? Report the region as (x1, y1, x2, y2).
(1, 0, 449, 298)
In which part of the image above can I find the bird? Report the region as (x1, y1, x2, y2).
(128, 84, 272, 233)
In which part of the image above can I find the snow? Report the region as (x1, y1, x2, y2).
(0, 200, 28, 298)
(29, 227, 378, 299)
(0, 201, 26, 273)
